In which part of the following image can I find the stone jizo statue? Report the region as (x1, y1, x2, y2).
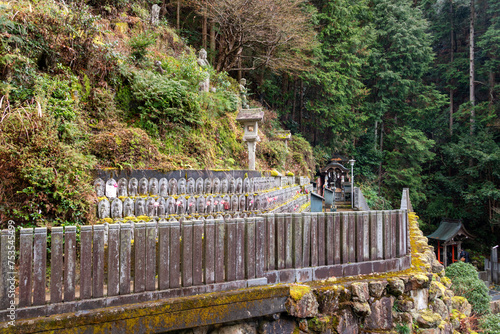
(124, 198, 134, 217)
(94, 178, 105, 197)
(111, 198, 123, 219)
(128, 178, 138, 197)
(197, 49, 210, 93)
(150, 4, 160, 26)
(139, 178, 148, 195)
(239, 78, 249, 109)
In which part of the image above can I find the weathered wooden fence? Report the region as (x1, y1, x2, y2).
(0, 210, 410, 321)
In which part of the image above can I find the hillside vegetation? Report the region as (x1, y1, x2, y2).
(0, 0, 315, 227)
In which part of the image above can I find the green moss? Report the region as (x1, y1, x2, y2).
(290, 284, 311, 301)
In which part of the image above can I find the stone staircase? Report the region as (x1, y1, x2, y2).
(335, 201, 353, 212)
(323, 201, 353, 212)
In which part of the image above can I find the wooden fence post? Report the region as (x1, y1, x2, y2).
(292, 213, 303, 268)
(64, 226, 76, 302)
(158, 221, 170, 290)
(134, 223, 146, 292)
(33, 228, 47, 306)
(119, 223, 132, 295)
(192, 220, 204, 285)
(145, 221, 157, 291)
(92, 225, 105, 298)
(80, 225, 92, 299)
(284, 213, 293, 269)
(19, 228, 33, 307)
(245, 217, 256, 279)
(204, 219, 215, 284)
(182, 220, 193, 287)
(50, 227, 63, 303)
(255, 217, 265, 277)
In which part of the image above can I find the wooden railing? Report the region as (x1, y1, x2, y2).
(0, 209, 410, 322)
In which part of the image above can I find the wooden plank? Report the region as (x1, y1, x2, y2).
(391, 211, 397, 259)
(302, 213, 311, 267)
(107, 224, 120, 296)
(80, 226, 92, 299)
(192, 220, 204, 285)
(50, 227, 63, 303)
(0, 229, 12, 309)
(340, 213, 348, 264)
(225, 219, 237, 282)
(276, 214, 285, 270)
(181, 220, 193, 287)
(292, 213, 303, 268)
(317, 213, 325, 266)
(134, 223, 146, 292)
(64, 226, 76, 302)
(235, 218, 246, 280)
(92, 225, 105, 298)
(255, 217, 265, 277)
(284, 213, 293, 269)
(119, 223, 132, 295)
(158, 221, 170, 290)
(19, 228, 33, 307)
(383, 211, 391, 260)
(310, 213, 318, 267)
(145, 222, 157, 291)
(369, 212, 378, 261)
(325, 213, 334, 265)
(33, 228, 47, 306)
(333, 213, 341, 265)
(245, 218, 256, 279)
(356, 213, 364, 263)
(204, 219, 215, 284)
(169, 221, 181, 288)
(215, 218, 225, 283)
(266, 214, 276, 271)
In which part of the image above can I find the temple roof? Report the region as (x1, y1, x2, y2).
(427, 219, 475, 242)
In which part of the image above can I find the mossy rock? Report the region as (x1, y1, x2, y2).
(289, 284, 311, 302)
(416, 309, 442, 328)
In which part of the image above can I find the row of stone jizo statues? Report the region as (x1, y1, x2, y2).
(95, 176, 281, 199)
(98, 191, 302, 219)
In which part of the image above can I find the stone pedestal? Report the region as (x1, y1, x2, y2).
(236, 108, 264, 171)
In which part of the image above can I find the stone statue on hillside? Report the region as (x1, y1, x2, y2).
(197, 49, 210, 93)
(94, 178, 105, 197)
(151, 4, 160, 26)
(239, 78, 249, 109)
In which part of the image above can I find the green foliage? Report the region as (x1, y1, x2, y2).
(479, 313, 500, 334)
(129, 32, 156, 62)
(395, 323, 411, 334)
(0, 105, 96, 226)
(445, 262, 491, 315)
(258, 141, 287, 169)
(127, 68, 202, 136)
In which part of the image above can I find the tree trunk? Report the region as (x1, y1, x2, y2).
(237, 55, 242, 82)
(292, 78, 297, 124)
(470, 0, 475, 135)
(202, 1, 207, 49)
(449, 0, 454, 136)
(489, 71, 495, 109)
(177, 0, 181, 30)
(377, 122, 384, 194)
(210, 21, 215, 63)
(282, 73, 288, 114)
(299, 79, 304, 131)
(374, 121, 378, 150)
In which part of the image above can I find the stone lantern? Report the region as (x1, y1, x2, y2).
(236, 108, 264, 170)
